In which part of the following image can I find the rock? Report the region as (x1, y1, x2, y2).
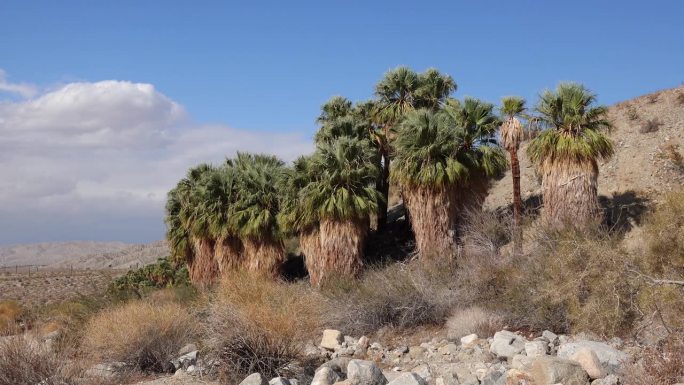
(320, 357, 353, 375)
(542, 330, 559, 343)
(501, 369, 536, 385)
(528, 356, 589, 385)
(178, 350, 198, 369)
(387, 373, 427, 385)
(312, 367, 342, 385)
(452, 364, 478, 384)
(479, 366, 506, 385)
(178, 343, 198, 356)
(408, 346, 425, 359)
(511, 355, 535, 371)
(434, 376, 458, 385)
(571, 348, 606, 379)
(322, 330, 344, 350)
(411, 364, 432, 383)
(240, 373, 269, 385)
(490, 331, 526, 359)
(591, 374, 620, 385)
(345, 336, 359, 346)
(358, 336, 370, 350)
(186, 364, 196, 373)
(347, 360, 388, 385)
(460, 334, 478, 346)
(370, 342, 384, 350)
(270, 377, 291, 385)
(437, 343, 459, 356)
(524, 341, 547, 357)
(558, 341, 628, 373)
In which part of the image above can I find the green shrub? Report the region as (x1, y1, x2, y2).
(108, 257, 191, 300)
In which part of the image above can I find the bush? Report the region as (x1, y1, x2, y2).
(205, 274, 323, 384)
(623, 336, 684, 385)
(639, 118, 662, 133)
(445, 306, 505, 340)
(321, 261, 459, 336)
(108, 257, 191, 300)
(626, 105, 639, 121)
(83, 301, 196, 372)
(0, 300, 23, 335)
(0, 336, 77, 385)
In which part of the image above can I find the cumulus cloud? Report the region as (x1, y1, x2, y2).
(0, 75, 313, 244)
(0, 69, 38, 98)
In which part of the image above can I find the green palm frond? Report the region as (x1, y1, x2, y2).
(500, 96, 526, 119)
(528, 82, 613, 163)
(317, 96, 353, 125)
(415, 68, 457, 110)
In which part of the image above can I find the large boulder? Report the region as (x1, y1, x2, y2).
(591, 374, 620, 385)
(528, 356, 589, 385)
(312, 367, 342, 385)
(489, 331, 526, 359)
(558, 341, 628, 373)
(347, 360, 388, 385)
(322, 330, 344, 350)
(269, 378, 291, 385)
(240, 373, 269, 385)
(570, 348, 606, 379)
(387, 373, 427, 385)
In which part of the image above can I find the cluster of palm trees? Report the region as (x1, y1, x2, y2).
(166, 67, 613, 286)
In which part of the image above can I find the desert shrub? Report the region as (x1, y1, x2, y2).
(639, 118, 663, 133)
(108, 257, 191, 300)
(321, 261, 458, 336)
(0, 335, 77, 385)
(205, 274, 323, 384)
(623, 336, 684, 385)
(647, 93, 659, 104)
(676, 92, 684, 105)
(659, 142, 684, 173)
(83, 301, 196, 372)
(460, 209, 512, 256)
(626, 105, 639, 121)
(445, 306, 505, 340)
(0, 300, 23, 335)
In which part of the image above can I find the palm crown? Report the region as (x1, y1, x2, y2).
(528, 83, 613, 164)
(499, 96, 526, 152)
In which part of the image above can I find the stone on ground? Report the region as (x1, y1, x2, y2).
(347, 359, 388, 385)
(322, 329, 344, 350)
(570, 347, 606, 379)
(387, 372, 427, 385)
(312, 367, 342, 385)
(528, 356, 590, 385)
(240, 373, 269, 385)
(460, 334, 478, 346)
(489, 330, 526, 359)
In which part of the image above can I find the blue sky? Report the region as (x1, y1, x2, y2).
(0, 1, 683, 244)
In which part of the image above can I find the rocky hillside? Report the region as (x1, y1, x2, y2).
(485, 85, 684, 211)
(0, 240, 168, 269)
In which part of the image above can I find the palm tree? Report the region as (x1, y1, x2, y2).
(299, 136, 382, 286)
(392, 101, 506, 259)
(231, 153, 287, 277)
(375, 67, 457, 229)
(499, 97, 526, 252)
(200, 161, 244, 273)
(165, 164, 220, 285)
(317, 96, 353, 125)
(527, 83, 613, 228)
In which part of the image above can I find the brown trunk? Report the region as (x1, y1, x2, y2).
(404, 186, 459, 260)
(188, 237, 219, 286)
(376, 151, 390, 231)
(307, 219, 366, 287)
(510, 149, 523, 253)
(214, 235, 244, 274)
(540, 157, 601, 229)
(242, 237, 285, 278)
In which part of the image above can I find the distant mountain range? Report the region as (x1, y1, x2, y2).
(0, 240, 168, 269)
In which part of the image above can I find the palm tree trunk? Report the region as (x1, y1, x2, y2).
(214, 235, 244, 274)
(189, 236, 219, 286)
(242, 237, 285, 278)
(307, 219, 366, 287)
(376, 150, 390, 231)
(540, 157, 601, 228)
(510, 149, 523, 253)
(404, 186, 459, 259)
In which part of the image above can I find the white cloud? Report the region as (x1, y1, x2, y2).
(0, 69, 38, 98)
(0, 74, 313, 244)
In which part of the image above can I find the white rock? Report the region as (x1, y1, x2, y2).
(357, 336, 370, 350)
(460, 334, 478, 346)
(524, 340, 547, 357)
(269, 377, 291, 385)
(312, 367, 341, 385)
(321, 330, 344, 350)
(591, 374, 620, 385)
(240, 373, 268, 385)
(387, 372, 427, 385)
(542, 330, 559, 343)
(558, 340, 628, 373)
(347, 359, 388, 385)
(529, 356, 589, 385)
(411, 364, 432, 383)
(489, 331, 525, 359)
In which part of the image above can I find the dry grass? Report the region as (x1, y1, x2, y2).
(445, 306, 505, 340)
(0, 335, 77, 385)
(0, 300, 23, 335)
(639, 118, 663, 133)
(623, 336, 684, 385)
(82, 301, 197, 372)
(308, 218, 366, 287)
(205, 273, 323, 383)
(626, 105, 640, 121)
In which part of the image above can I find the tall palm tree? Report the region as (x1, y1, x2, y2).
(527, 83, 613, 228)
(374, 67, 456, 229)
(231, 153, 287, 277)
(499, 97, 526, 252)
(317, 96, 353, 125)
(297, 137, 382, 287)
(165, 164, 220, 285)
(392, 102, 506, 259)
